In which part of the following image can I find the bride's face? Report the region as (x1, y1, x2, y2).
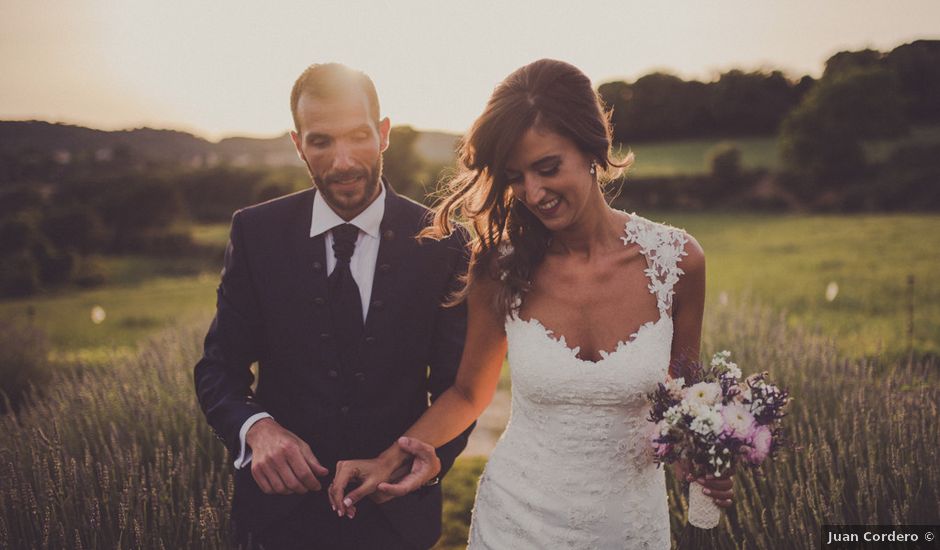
(504, 126, 596, 232)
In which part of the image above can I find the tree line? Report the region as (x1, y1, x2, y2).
(604, 40, 940, 212)
(598, 40, 940, 143)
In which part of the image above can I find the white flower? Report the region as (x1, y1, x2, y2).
(664, 377, 685, 399)
(658, 420, 671, 437)
(681, 401, 703, 417)
(711, 350, 732, 366)
(689, 406, 723, 436)
(725, 363, 742, 380)
(748, 398, 766, 417)
(739, 386, 753, 402)
(663, 405, 679, 424)
(685, 382, 722, 406)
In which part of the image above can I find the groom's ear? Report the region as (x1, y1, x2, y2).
(378, 117, 391, 153)
(290, 130, 306, 162)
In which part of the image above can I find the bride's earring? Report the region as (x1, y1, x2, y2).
(589, 162, 597, 177)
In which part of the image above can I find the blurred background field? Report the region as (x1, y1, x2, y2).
(2, 213, 935, 360)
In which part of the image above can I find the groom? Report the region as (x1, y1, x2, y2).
(194, 63, 472, 549)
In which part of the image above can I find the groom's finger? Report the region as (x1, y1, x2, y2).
(300, 445, 330, 478)
(376, 476, 421, 497)
(272, 456, 306, 494)
(285, 449, 320, 492)
(377, 436, 441, 496)
(397, 436, 437, 460)
(398, 437, 441, 478)
(375, 457, 436, 496)
(263, 462, 290, 494)
(251, 464, 274, 494)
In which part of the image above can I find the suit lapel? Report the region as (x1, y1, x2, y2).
(363, 180, 410, 341)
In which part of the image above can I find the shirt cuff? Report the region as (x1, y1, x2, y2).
(233, 412, 273, 469)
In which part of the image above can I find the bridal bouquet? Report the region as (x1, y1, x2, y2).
(647, 351, 790, 528)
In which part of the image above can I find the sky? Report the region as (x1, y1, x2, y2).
(2, 0, 938, 141)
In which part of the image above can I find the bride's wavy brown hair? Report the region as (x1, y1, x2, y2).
(422, 59, 633, 317)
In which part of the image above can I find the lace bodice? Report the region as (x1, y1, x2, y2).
(468, 213, 689, 549)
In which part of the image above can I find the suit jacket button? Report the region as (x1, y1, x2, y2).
(340, 405, 350, 414)
(364, 336, 376, 344)
(327, 369, 339, 379)
(383, 229, 395, 240)
(378, 263, 391, 273)
(320, 333, 331, 341)
(354, 372, 366, 382)
(371, 299, 384, 310)
(312, 261, 323, 271)
(313, 297, 325, 306)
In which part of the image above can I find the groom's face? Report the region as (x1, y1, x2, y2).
(291, 89, 390, 221)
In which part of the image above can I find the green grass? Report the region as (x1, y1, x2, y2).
(642, 212, 940, 360)
(0, 274, 217, 352)
(619, 136, 780, 178)
(865, 124, 940, 163)
(190, 223, 232, 249)
(616, 124, 940, 178)
(0, 229, 226, 354)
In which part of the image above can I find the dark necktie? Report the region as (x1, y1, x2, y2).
(328, 224, 363, 358)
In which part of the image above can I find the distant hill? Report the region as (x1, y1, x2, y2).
(0, 120, 460, 169)
(0, 120, 215, 160)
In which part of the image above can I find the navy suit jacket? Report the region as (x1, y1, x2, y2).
(194, 180, 471, 548)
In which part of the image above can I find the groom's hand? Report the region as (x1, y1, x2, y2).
(368, 461, 412, 505)
(245, 418, 329, 495)
(375, 436, 441, 498)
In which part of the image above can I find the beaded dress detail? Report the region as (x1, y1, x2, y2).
(468, 213, 689, 549)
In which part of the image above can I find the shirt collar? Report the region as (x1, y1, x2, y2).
(309, 183, 386, 239)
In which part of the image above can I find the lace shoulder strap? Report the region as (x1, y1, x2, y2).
(621, 213, 689, 315)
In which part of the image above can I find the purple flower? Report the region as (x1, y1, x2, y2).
(653, 441, 672, 458)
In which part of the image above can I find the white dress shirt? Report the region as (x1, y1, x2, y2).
(233, 185, 387, 469)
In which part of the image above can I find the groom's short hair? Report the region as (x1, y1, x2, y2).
(290, 63, 381, 131)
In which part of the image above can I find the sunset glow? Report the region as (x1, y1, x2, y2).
(2, 0, 937, 140)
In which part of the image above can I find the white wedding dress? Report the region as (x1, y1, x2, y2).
(468, 213, 689, 549)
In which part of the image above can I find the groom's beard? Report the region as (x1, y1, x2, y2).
(309, 156, 383, 217)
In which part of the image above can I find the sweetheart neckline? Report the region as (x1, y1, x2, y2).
(508, 312, 671, 365)
(504, 212, 685, 365)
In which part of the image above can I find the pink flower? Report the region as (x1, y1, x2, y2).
(721, 403, 756, 441)
(745, 425, 772, 464)
(650, 421, 672, 457)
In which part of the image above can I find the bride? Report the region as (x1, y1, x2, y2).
(329, 59, 734, 548)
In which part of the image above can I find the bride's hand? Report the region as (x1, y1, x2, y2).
(328, 456, 396, 519)
(329, 436, 441, 518)
(690, 472, 734, 509)
(673, 462, 735, 509)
